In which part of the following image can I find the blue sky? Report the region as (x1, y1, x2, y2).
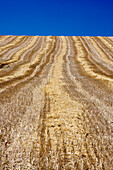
(0, 0, 113, 36)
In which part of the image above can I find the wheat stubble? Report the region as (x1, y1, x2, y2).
(0, 36, 113, 169)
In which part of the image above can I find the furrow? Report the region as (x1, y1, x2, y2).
(0, 36, 30, 61)
(0, 36, 33, 63)
(0, 36, 24, 53)
(91, 37, 113, 61)
(100, 37, 113, 51)
(0, 36, 45, 90)
(77, 36, 113, 83)
(0, 36, 17, 47)
(0, 36, 58, 92)
(0, 36, 13, 46)
(81, 37, 113, 74)
(61, 36, 113, 169)
(0, 36, 61, 169)
(0, 36, 41, 77)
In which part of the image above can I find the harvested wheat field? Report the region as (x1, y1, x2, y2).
(0, 35, 113, 170)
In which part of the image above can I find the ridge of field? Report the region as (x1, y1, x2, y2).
(0, 36, 113, 169)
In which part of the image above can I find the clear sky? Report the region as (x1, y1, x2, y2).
(0, 0, 113, 36)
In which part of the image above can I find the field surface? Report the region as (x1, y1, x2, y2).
(0, 36, 113, 169)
